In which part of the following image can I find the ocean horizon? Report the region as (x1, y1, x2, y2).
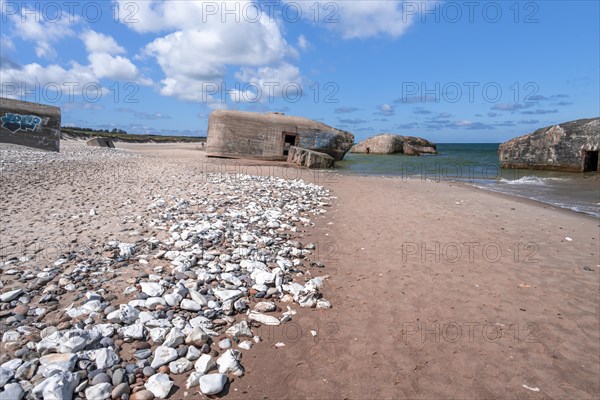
(336, 143, 600, 217)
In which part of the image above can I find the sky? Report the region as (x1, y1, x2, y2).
(1, 0, 599, 142)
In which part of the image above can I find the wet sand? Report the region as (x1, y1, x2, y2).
(1, 141, 598, 399)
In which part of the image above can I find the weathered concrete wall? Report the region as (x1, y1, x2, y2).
(206, 110, 354, 161)
(0, 98, 61, 152)
(87, 138, 115, 148)
(499, 118, 600, 172)
(350, 133, 437, 155)
(287, 146, 334, 169)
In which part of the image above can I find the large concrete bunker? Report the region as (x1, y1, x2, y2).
(206, 110, 354, 161)
(0, 97, 61, 152)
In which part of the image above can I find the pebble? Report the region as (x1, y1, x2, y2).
(145, 373, 173, 399)
(130, 389, 155, 400)
(0, 289, 24, 302)
(199, 373, 227, 395)
(111, 382, 130, 399)
(92, 372, 112, 385)
(85, 382, 113, 400)
(0, 171, 334, 400)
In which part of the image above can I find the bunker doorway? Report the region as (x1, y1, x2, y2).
(583, 150, 599, 172)
(283, 133, 297, 156)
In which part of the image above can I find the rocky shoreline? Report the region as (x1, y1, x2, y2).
(0, 143, 333, 399)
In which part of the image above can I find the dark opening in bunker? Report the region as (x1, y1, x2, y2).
(283, 133, 297, 156)
(583, 150, 599, 172)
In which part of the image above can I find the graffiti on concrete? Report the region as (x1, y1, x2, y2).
(299, 131, 335, 148)
(1, 113, 42, 133)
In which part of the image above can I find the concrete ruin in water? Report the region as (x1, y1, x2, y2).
(499, 118, 600, 172)
(206, 110, 354, 162)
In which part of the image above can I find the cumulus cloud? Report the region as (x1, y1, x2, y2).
(117, 0, 298, 103)
(6, 7, 77, 59)
(286, 1, 415, 39)
(88, 53, 139, 80)
(375, 104, 395, 116)
(297, 35, 310, 50)
(1, 30, 147, 99)
(82, 31, 126, 55)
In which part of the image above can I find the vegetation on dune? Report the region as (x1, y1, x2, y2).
(61, 127, 206, 143)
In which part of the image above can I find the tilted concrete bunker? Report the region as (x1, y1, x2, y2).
(499, 118, 600, 172)
(206, 110, 354, 161)
(0, 97, 60, 152)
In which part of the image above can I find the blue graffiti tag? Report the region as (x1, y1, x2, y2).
(1, 113, 42, 133)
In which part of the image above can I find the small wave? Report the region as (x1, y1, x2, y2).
(500, 176, 545, 185)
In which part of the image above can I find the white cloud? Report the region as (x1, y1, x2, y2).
(1, 34, 15, 52)
(8, 8, 77, 59)
(297, 35, 310, 50)
(88, 53, 139, 80)
(82, 31, 125, 55)
(376, 104, 395, 116)
(286, 1, 415, 39)
(119, 0, 298, 102)
(235, 63, 302, 99)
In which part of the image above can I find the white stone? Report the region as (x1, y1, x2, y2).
(32, 371, 79, 400)
(185, 327, 209, 346)
(151, 346, 178, 369)
(164, 292, 182, 306)
(169, 358, 192, 374)
(218, 338, 232, 349)
(0, 367, 14, 387)
(186, 371, 203, 389)
(248, 311, 281, 326)
(149, 328, 169, 343)
(120, 323, 146, 340)
(225, 320, 253, 338)
(0, 289, 23, 302)
(118, 243, 135, 258)
(140, 282, 164, 297)
(119, 304, 139, 324)
(253, 302, 277, 313)
(145, 373, 173, 399)
(194, 354, 215, 374)
(2, 330, 20, 343)
(85, 382, 112, 400)
(238, 341, 253, 350)
(2, 382, 24, 400)
(189, 290, 208, 306)
(145, 297, 167, 309)
(39, 353, 78, 377)
(186, 345, 201, 361)
(213, 289, 242, 302)
(199, 373, 227, 395)
(180, 299, 201, 311)
(95, 347, 120, 369)
(216, 349, 244, 376)
(163, 327, 185, 348)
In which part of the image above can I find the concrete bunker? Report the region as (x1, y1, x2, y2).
(206, 110, 354, 161)
(0, 98, 61, 152)
(86, 138, 115, 148)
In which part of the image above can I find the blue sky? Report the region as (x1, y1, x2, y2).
(1, 0, 598, 142)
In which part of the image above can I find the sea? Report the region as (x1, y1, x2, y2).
(336, 143, 600, 218)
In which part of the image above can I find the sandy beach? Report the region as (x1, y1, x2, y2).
(1, 141, 598, 399)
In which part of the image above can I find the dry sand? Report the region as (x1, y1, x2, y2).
(1, 141, 598, 399)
